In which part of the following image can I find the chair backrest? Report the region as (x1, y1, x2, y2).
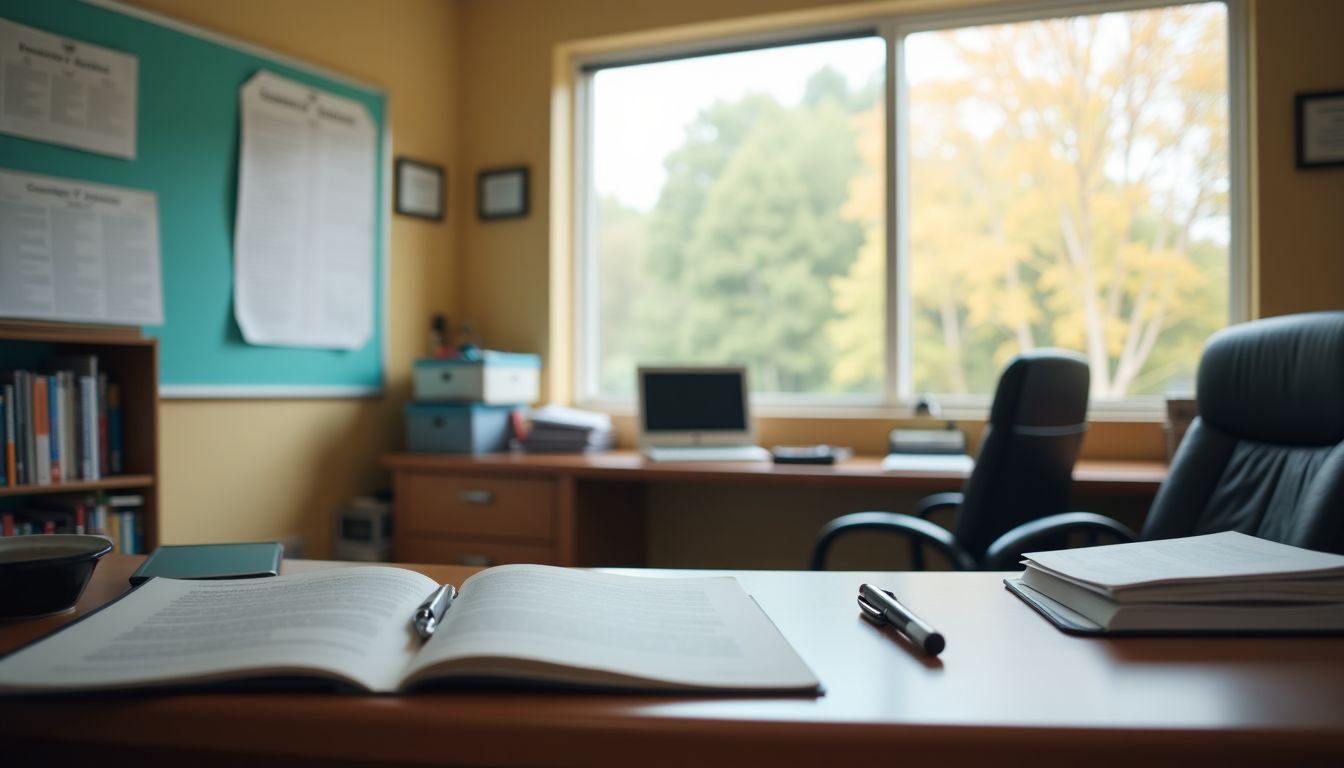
(1142, 312, 1344, 554)
(953, 350, 1090, 562)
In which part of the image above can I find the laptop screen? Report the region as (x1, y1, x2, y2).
(638, 367, 752, 445)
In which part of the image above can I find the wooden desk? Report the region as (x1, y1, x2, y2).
(383, 451, 1168, 566)
(2, 555, 1340, 767)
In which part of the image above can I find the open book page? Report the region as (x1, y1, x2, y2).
(1023, 531, 1344, 597)
(0, 567, 437, 694)
(402, 565, 819, 692)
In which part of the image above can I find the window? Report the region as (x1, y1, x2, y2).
(575, 1, 1240, 410)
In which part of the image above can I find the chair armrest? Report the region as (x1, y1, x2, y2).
(810, 511, 977, 571)
(912, 492, 964, 520)
(982, 512, 1140, 571)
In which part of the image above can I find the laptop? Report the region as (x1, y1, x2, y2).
(636, 366, 770, 462)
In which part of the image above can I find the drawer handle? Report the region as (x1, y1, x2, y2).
(456, 553, 494, 567)
(439, 371, 454, 382)
(458, 490, 496, 505)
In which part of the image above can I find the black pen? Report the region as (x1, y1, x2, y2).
(412, 584, 456, 640)
(858, 583, 945, 656)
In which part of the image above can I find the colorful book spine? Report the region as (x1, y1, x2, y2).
(2, 383, 14, 487)
(61, 371, 77, 481)
(32, 374, 51, 485)
(47, 374, 60, 483)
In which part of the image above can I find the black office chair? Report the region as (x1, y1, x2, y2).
(811, 349, 1099, 571)
(985, 311, 1344, 565)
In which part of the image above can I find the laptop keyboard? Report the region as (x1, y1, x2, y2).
(643, 445, 772, 463)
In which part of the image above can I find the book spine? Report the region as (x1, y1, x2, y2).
(33, 374, 51, 485)
(107, 382, 123, 475)
(1, 512, 12, 537)
(14, 372, 28, 485)
(65, 371, 78, 481)
(75, 503, 87, 534)
(0, 392, 6, 487)
(98, 373, 109, 478)
(47, 374, 60, 483)
(80, 375, 99, 481)
(107, 510, 120, 552)
(3, 384, 14, 487)
(58, 371, 72, 481)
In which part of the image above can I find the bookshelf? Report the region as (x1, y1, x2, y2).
(0, 320, 159, 552)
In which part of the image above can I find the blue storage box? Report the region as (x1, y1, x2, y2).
(405, 403, 513, 453)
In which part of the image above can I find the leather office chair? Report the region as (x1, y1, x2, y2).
(986, 311, 1344, 566)
(811, 349, 1094, 571)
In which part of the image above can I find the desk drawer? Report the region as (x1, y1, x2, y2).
(399, 537, 557, 567)
(401, 473, 555, 540)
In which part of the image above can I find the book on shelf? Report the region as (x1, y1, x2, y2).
(0, 564, 820, 696)
(0, 356, 117, 486)
(2, 382, 14, 486)
(1005, 531, 1344, 634)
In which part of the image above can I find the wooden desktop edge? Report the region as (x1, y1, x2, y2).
(2, 555, 1342, 768)
(382, 451, 1167, 494)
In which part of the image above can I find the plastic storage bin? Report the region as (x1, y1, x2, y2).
(413, 352, 541, 405)
(405, 403, 514, 453)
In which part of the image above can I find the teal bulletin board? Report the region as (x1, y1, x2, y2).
(0, 0, 387, 397)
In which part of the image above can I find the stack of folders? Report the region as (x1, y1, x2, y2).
(514, 404, 614, 453)
(1006, 531, 1344, 634)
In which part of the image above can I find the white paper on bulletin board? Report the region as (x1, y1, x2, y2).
(233, 70, 375, 350)
(0, 168, 163, 326)
(0, 18, 138, 159)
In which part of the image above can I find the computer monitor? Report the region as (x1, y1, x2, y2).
(636, 366, 756, 449)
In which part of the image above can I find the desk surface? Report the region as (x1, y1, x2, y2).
(384, 450, 1167, 495)
(3, 555, 1340, 767)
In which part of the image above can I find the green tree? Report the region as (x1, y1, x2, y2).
(830, 5, 1229, 399)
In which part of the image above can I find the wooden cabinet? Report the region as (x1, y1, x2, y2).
(393, 470, 560, 566)
(0, 321, 159, 552)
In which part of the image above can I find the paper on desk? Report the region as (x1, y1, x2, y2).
(0, 168, 162, 326)
(0, 19, 138, 159)
(1023, 531, 1344, 593)
(233, 70, 375, 350)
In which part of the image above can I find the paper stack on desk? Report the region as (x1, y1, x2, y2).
(1006, 531, 1344, 634)
(515, 404, 614, 453)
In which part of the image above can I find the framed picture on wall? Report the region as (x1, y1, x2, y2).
(395, 157, 445, 221)
(478, 166, 529, 220)
(1295, 90, 1344, 169)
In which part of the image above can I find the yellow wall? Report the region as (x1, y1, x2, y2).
(126, 0, 459, 554)
(1254, 0, 1344, 316)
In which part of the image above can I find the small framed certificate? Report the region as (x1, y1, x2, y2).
(1295, 90, 1344, 169)
(395, 157, 445, 220)
(478, 166, 529, 220)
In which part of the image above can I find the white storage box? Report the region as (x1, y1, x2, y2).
(413, 352, 540, 405)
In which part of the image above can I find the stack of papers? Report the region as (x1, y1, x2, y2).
(514, 405, 614, 453)
(1007, 531, 1344, 633)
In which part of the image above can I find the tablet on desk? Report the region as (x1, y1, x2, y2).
(130, 542, 283, 585)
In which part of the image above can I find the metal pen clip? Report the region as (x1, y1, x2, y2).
(857, 592, 888, 624)
(412, 584, 457, 641)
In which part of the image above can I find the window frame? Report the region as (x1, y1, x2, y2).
(570, 0, 1248, 420)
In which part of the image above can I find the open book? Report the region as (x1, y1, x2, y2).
(0, 564, 820, 695)
(1006, 532, 1344, 634)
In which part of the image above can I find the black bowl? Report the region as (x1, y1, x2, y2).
(0, 535, 114, 619)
